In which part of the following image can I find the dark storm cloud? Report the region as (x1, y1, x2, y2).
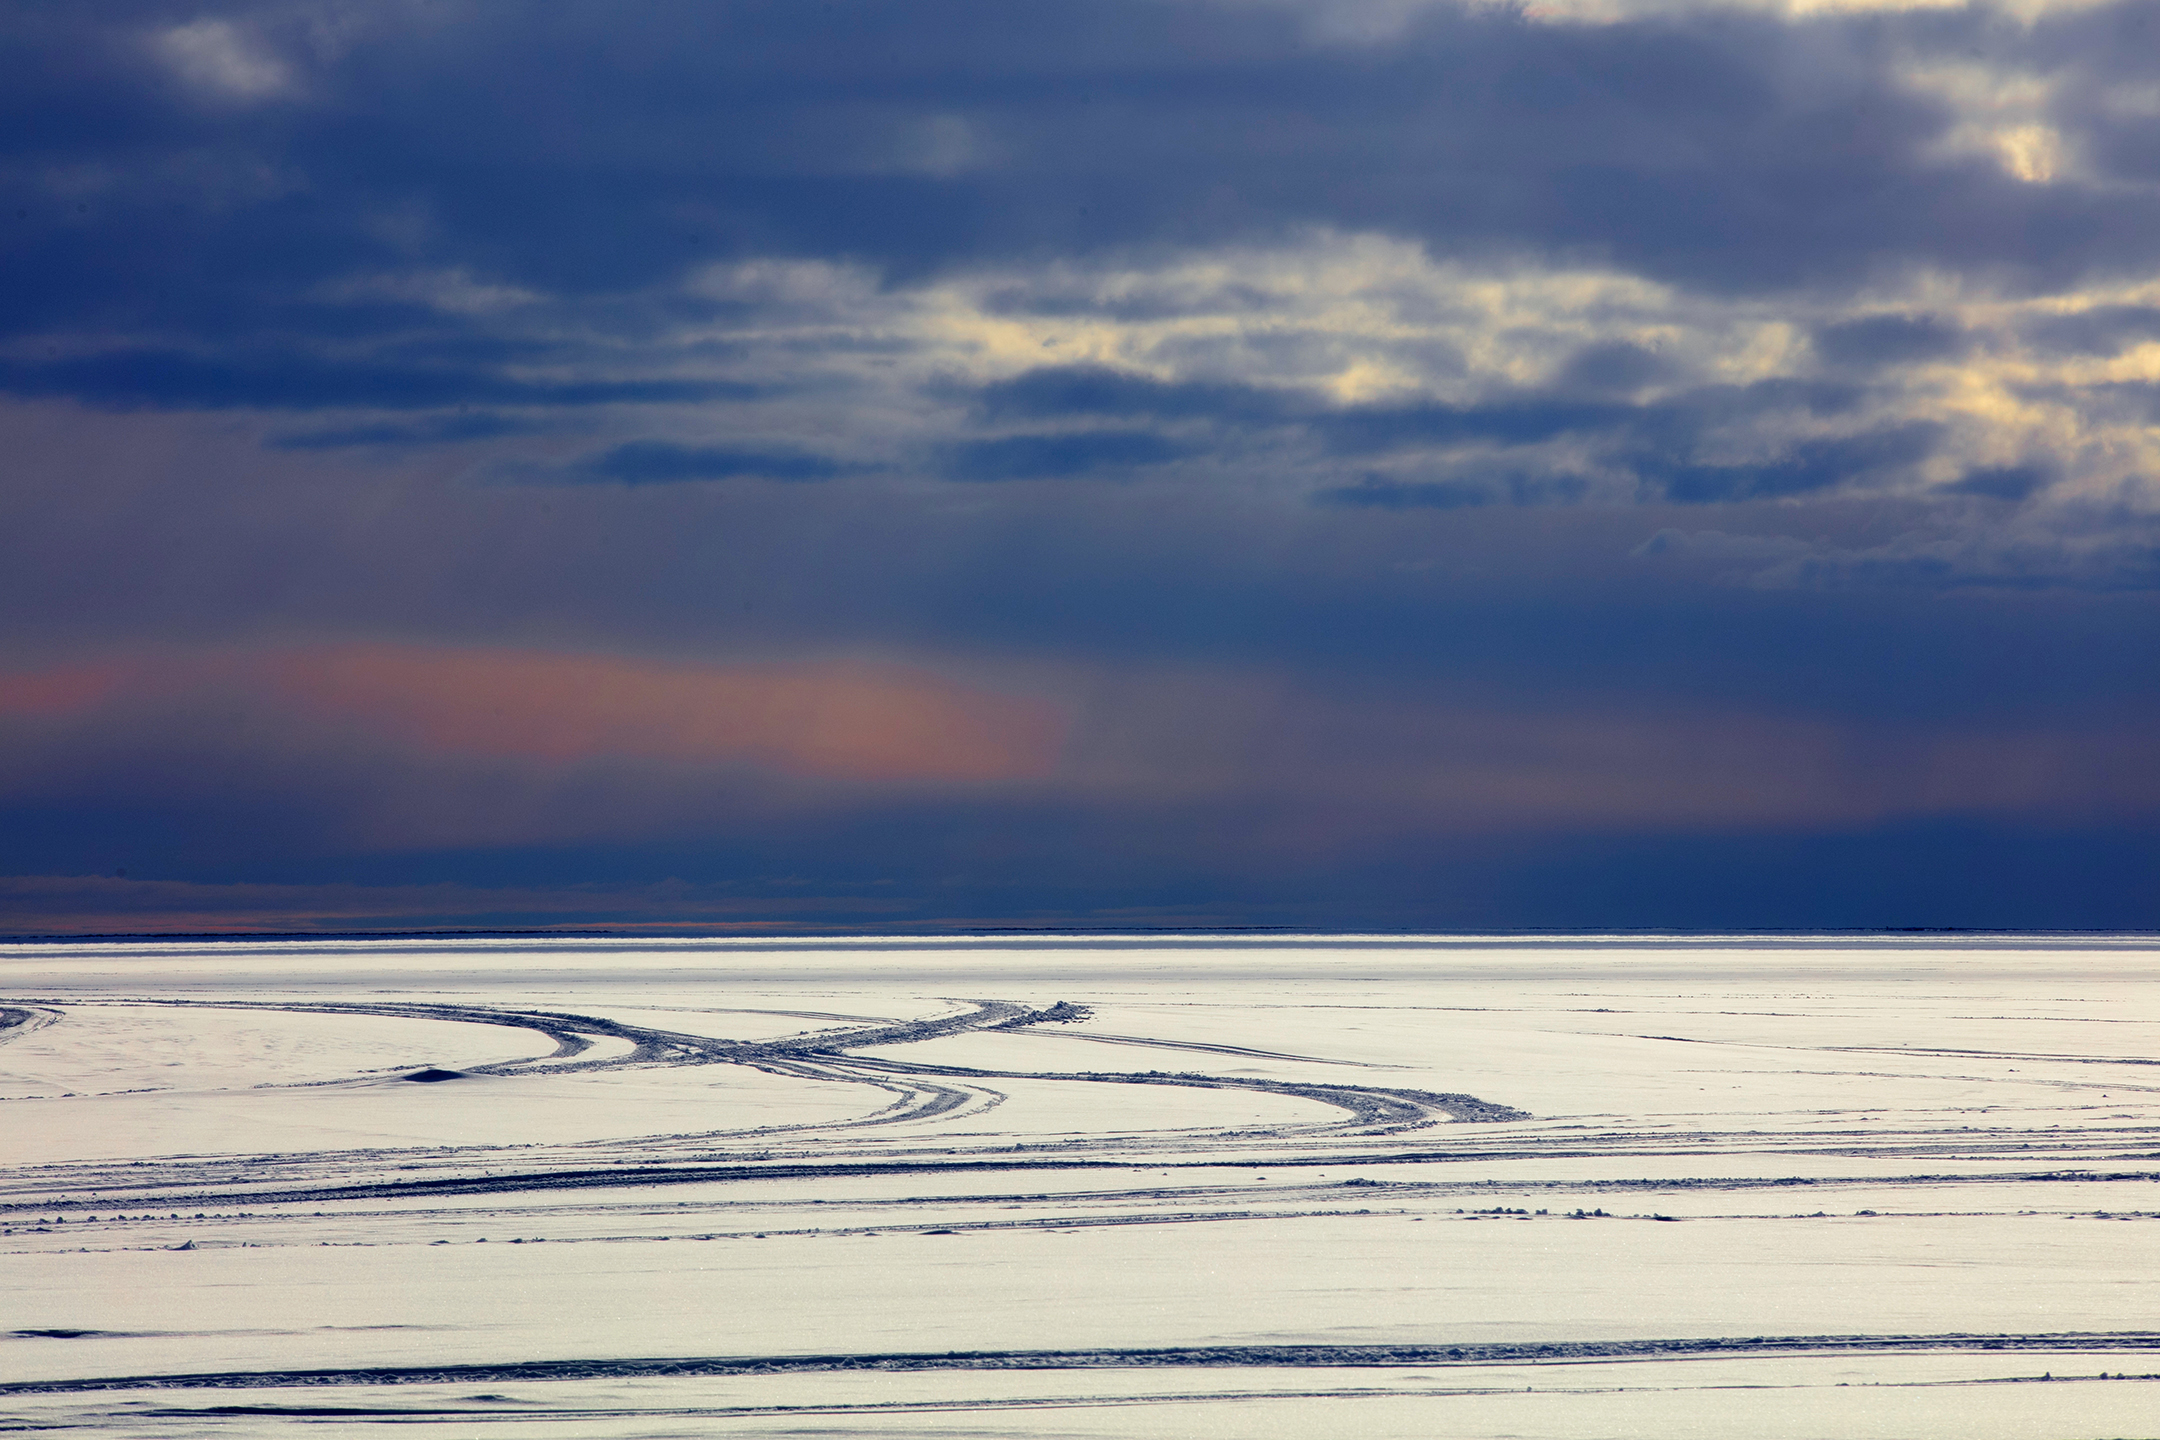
(10, 0, 2160, 381)
(297, 0, 2148, 291)
(0, 0, 2150, 527)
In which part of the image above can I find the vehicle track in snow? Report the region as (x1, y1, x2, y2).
(6, 940, 2158, 1438)
(9, 1331, 2160, 1397)
(0, 994, 1526, 1211)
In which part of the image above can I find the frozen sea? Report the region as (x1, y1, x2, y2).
(2, 933, 2157, 1437)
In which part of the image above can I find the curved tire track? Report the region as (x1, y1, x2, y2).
(0, 995, 1526, 1213)
(2, 995, 1526, 1140)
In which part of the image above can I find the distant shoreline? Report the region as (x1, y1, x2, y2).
(4, 925, 2154, 944)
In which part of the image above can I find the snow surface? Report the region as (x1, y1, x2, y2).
(2, 933, 2157, 1436)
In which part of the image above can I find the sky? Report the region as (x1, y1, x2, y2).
(3, 0, 2158, 934)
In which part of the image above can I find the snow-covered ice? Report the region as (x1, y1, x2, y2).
(3, 933, 2157, 1436)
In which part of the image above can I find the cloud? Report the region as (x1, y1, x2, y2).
(1648, 422, 1944, 503)
(0, 873, 911, 935)
(7, 646, 2153, 858)
(1812, 314, 1971, 369)
(974, 365, 1298, 424)
(154, 19, 296, 103)
(963, 367, 1920, 506)
(1944, 463, 2054, 500)
(6, 0, 2160, 926)
(0, 646, 1066, 786)
(1314, 397, 1635, 453)
(1551, 340, 1676, 395)
(267, 413, 562, 449)
(1050, 666, 2160, 833)
(0, 350, 751, 412)
(944, 429, 1202, 480)
(0, 662, 127, 717)
(1634, 503, 2160, 589)
(2021, 303, 2160, 354)
(14, 0, 2160, 344)
(268, 647, 1065, 781)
